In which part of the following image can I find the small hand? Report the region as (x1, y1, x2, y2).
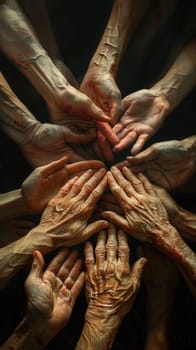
(102, 167, 170, 242)
(22, 157, 105, 213)
(38, 168, 108, 247)
(126, 139, 195, 189)
(81, 68, 123, 125)
(113, 89, 170, 155)
(84, 225, 146, 320)
(25, 249, 84, 344)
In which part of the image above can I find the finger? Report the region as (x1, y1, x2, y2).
(107, 171, 129, 205)
(85, 174, 107, 206)
(85, 241, 94, 275)
(97, 121, 120, 145)
(97, 131, 114, 162)
(130, 133, 149, 155)
(64, 259, 83, 289)
(113, 122, 123, 134)
(113, 131, 137, 153)
(41, 157, 68, 177)
(69, 169, 95, 196)
(106, 224, 118, 263)
(71, 271, 85, 300)
(137, 172, 157, 196)
(110, 166, 135, 197)
(118, 230, 130, 266)
(79, 168, 106, 200)
(67, 160, 105, 175)
(122, 167, 145, 194)
(57, 250, 79, 280)
(47, 248, 70, 275)
(84, 100, 111, 123)
(131, 257, 147, 282)
(110, 99, 123, 125)
(127, 145, 156, 163)
(52, 176, 78, 200)
(101, 210, 130, 232)
(28, 250, 45, 280)
(95, 230, 106, 267)
(115, 160, 130, 169)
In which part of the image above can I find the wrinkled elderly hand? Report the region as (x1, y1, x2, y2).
(126, 139, 196, 189)
(37, 168, 108, 248)
(113, 89, 170, 155)
(84, 225, 146, 321)
(22, 157, 105, 213)
(102, 167, 171, 242)
(25, 249, 84, 345)
(81, 68, 123, 125)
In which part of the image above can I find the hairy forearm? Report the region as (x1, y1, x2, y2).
(0, 189, 30, 222)
(88, 0, 150, 75)
(0, 73, 41, 145)
(0, 0, 68, 103)
(0, 229, 51, 288)
(152, 38, 196, 112)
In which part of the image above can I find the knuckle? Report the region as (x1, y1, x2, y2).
(95, 246, 105, 256)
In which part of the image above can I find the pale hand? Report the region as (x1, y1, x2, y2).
(113, 89, 170, 155)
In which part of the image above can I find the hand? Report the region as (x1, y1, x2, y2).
(0, 219, 35, 247)
(113, 89, 170, 155)
(25, 249, 84, 345)
(37, 168, 108, 248)
(22, 157, 106, 213)
(21, 122, 96, 166)
(84, 225, 146, 321)
(126, 139, 195, 189)
(102, 167, 171, 242)
(81, 68, 123, 125)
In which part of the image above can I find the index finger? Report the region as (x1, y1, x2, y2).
(66, 160, 105, 175)
(97, 121, 120, 145)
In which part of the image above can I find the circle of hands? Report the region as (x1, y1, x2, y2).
(19, 74, 194, 345)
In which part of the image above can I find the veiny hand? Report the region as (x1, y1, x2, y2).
(25, 249, 84, 344)
(102, 167, 171, 242)
(38, 168, 108, 247)
(81, 68, 123, 125)
(21, 122, 96, 166)
(113, 89, 170, 155)
(126, 139, 195, 189)
(84, 225, 146, 321)
(22, 157, 105, 213)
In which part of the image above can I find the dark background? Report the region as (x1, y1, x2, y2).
(0, 0, 196, 349)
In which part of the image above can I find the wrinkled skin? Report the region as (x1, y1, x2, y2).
(22, 157, 105, 213)
(25, 249, 84, 341)
(81, 69, 123, 125)
(113, 90, 170, 155)
(21, 122, 96, 166)
(126, 139, 195, 189)
(84, 225, 146, 320)
(102, 167, 171, 242)
(39, 168, 108, 247)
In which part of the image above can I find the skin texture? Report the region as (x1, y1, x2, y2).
(126, 136, 196, 189)
(1, 249, 84, 349)
(113, 89, 170, 155)
(76, 225, 146, 350)
(0, 168, 108, 288)
(102, 167, 196, 296)
(139, 244, 180, 350)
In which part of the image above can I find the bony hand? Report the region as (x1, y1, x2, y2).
(22, 157, 106, 214)
(126, 139, 195, 189)
(21, 122, 96, 166)
(37, 168, 108, 248)
(84, 225, 147, 321)
(102, 167, 171, 242)
(25, 249, 84, 346)
(81, 68, 123, 125)
(113, 89, 170, 155)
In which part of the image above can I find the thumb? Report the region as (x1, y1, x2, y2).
(29, 250, 45, 280)
(132, 257, 147, 283)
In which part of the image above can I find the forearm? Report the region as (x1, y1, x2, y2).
(0, 0, 68, 103)
(0, 73, 41, 145)
(0, 229, 52, 288)
(0, 189, 30, 222)
(152, 38, 196, 112)
(88, 0, 150, 75)
(176, 207, 196, 240)
(0, 317, 47, 350)
(76, 311, 121, 350)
